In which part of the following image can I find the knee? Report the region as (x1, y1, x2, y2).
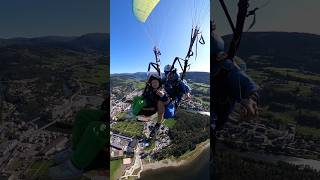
(157, 101, 165, 112)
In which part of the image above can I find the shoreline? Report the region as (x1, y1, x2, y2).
(142, 140, 210, 172)
(217, 143, 320, 171)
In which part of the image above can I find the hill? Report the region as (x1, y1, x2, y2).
(111, 71, 209, 84)
(0, 33, 108, 55)
(223, 32, 320, 73)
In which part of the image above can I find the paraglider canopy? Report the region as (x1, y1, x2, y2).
(132, 0, 210, 76)
(133, 0, 160, 23)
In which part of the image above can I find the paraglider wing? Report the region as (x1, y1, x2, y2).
(133, 0, 160, 23)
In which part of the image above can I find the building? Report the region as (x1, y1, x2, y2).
(110, 148, 124, 159)
(123, 158, 132, 167)
(125, 139, 138, 157)
(42, 136, 68, 156)
(0, 140, 18, 157)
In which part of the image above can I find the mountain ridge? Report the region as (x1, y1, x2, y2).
(0, 33, 109, 55)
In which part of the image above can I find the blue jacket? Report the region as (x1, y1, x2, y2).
(162, 72, 191, 103)
(211, 59, 258, 130)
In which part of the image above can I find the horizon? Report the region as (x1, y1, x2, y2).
(0, 32, 108, 39)
(2, 30, 320, 39)
(111, 71, 210, 75)
(222, 30, 320, 37)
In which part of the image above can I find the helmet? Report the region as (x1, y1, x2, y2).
(147, 72, 162, 88)
(211, 33, 225, 55)
(147, 72, 161, 82)
(164, 64, 172, 72)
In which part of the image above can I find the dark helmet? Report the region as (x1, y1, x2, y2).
(147, 72, 162, 86)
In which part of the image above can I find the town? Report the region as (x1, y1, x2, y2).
(217, 109, 320, 160)
(0, 54, 107, 179)
(110, 83, 208, 179)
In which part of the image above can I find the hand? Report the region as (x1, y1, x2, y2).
(156, 89, 165, 97)
(240, 97, 258, 120)
(186, 93, 192, 99)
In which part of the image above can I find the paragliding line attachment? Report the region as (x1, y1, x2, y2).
(167, 26, 205, 81)
(219, 0, 236, 33)
(186, 26, 201, 60)
(227, 0, 250, 60)
(146, 46, 161, 76)
(153, 46, 161, 64)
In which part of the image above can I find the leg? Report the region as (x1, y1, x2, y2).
(148, 101, 166, 138)
(72, 109, 104, 150)
(71, 121, 108, 169)
(157, 100, 165, 123)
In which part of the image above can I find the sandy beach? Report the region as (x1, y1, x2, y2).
(142, 140, 210, 171)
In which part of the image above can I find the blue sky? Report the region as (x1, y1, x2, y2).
(212, 0, 320, 36)
(0, 0, 107, 38)
(110, 0, 210, 73)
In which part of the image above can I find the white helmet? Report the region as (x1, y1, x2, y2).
(164, 64, 172, 72)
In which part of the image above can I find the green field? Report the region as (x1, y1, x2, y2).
(111, 120, 144, 137)
(188, 82, 210, 106)
(8, 159, 23, 170)
(25, 159, 94, 180)
(247, 60, 320, 138)
(296, 126, 320, 138)
(247, 69, 270, 84)
(189, 82, 210, 89)
(264, 67, 320, 83)
(135, 82, 146, 89)
(25, 160, 55, 180)
(260, 109, 296, 124)
(111, 76, 144, 88)
(110, 159, 122, 180)
(163, 118, 176, 128)
(75, 64, 108, 86)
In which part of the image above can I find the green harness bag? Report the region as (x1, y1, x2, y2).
(132, 96, 147, 115)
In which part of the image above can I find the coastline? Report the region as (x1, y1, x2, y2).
(142, 139, 210, 171)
